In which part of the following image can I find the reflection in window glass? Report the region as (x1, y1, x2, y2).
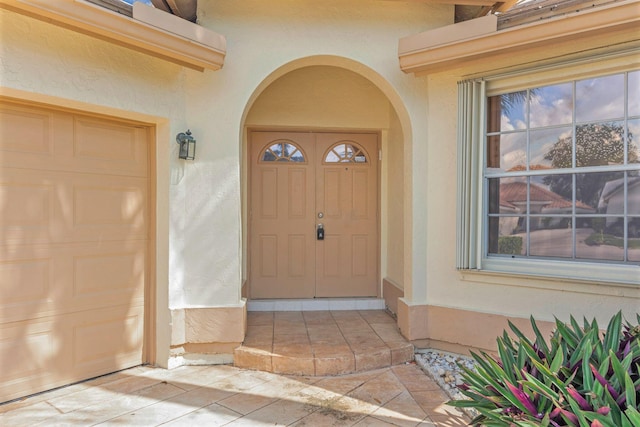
(629, 216, 640, 262)
(487, 91, 527, 133)
(629, 119, 640, 164)
(575, 122, 625, 167)
(577, 171, 624, 212)
(629, 70, 640, 117)
(530, 174, 574, 215)
(529, 82, 573, 128)
(262, 150, 277, 161)
(270, 143, 283, 156)
(530, 127, 571, 169)
(488, 216, 527, 256)
(484, 70, 639, 265)
(325, 143, 367, 163)
(529, 216, 573, 258)
(631, 170, 640, 207)
(261, 141, 305, 163)
(488, 176, 527, 214)
(487, 133, 526, 171)
(576, 217, 625, 261)
(291, 150, 304, 162)
(576, 74, 624, 123)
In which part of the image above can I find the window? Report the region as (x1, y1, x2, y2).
(324, 142, 368, 164)
(261, 140, 305, 162)
(457, 66, 640, 284)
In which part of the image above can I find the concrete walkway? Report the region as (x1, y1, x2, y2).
(0, 363, 469, 426)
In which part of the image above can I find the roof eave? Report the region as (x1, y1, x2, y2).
(398, 0, 640, 75)
(0, 0, 226, 72)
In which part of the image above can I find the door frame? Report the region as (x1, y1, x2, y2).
(246, 127, 382, 300)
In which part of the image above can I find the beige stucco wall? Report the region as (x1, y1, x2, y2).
(385, 108, 405, 287)
(412, 58, 640, 337)
(4, 0, 635, 363)
(246, 66, 391, 128)
(0, 0, 453, 364)
(180, 0, 450, 309)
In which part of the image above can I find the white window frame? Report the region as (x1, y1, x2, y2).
(456, 52, 640, 286)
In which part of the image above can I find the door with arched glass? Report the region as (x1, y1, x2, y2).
(249, 131, 379, 298)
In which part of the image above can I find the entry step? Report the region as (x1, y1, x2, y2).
(247, 298, 385, 312)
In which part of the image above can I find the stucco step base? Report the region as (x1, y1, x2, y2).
(247, 298, 385, 312)
(234, 342, 413, 376)
(168, 353, 234, 369)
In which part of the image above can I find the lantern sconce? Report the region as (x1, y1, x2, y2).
(176, 129, 196, 160)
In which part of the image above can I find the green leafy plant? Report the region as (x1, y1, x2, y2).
(448, 312, 640, 426)
(498, 236, 523, 255)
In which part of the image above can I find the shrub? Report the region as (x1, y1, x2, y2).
(448, 312, 640, 426)
(498, 236, 523, 255)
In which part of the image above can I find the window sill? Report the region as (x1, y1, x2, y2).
(0, 0, 226, 72)
(459, 259, 640, 295)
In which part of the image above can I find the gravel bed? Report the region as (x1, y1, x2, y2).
(414, 349, 479, 420)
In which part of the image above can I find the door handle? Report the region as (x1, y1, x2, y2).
(317, 223, 324, 241)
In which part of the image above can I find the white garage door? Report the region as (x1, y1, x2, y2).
(0, 100, 150, 403)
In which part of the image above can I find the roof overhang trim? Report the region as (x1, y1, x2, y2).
(398, 0, 640, 75)
(0, 0, 226, 72)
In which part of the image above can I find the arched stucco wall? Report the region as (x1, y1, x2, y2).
(167, 0, 446, 358)
(238, 58, 410, 298)
(178, 0, 446, 312)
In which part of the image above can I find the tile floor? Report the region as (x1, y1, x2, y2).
(1, 310, 469, 426)
(0, 364, 469, 426)
(235, 311, 415, 376)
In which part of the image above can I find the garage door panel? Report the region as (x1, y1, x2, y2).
(0, 257, 51, 305)
(73, 183, 147, 229)
(69, 174, 147, 241)
(72, 308, 144, 373)
(74, 118, 148, 175)
(1, 168, 147, 245)
(0, 105, 55, 155)
(0, 306, 142, 403)
(0, 241, 146, 324)
(0, 317, 72, 402)
(0, 104, 147, 177)
(0, 180, 53, 231)
(74, 251, 144, 297)
(0, 329, 57, 382)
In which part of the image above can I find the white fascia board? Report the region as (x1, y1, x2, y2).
(398, 0, 640, 75)
(0, 0, 226, 71)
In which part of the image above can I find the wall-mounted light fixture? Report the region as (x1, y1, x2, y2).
(176, 129, 196, 160)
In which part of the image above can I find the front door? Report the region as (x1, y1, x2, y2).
(250, 131, 378, 299)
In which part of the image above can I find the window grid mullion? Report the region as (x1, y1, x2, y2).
(623, 73, 629, 262)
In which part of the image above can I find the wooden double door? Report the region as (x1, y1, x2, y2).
(250, 131, 379, 299)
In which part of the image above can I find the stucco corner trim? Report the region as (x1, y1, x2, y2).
(382, 278, 404, 315)
(398, 0, 640, 75)
(0, 0, 226, 71)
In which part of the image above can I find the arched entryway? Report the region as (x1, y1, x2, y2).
(240, 57, 411, 303)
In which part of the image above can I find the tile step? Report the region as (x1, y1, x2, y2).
(247, 298, 386, 312)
